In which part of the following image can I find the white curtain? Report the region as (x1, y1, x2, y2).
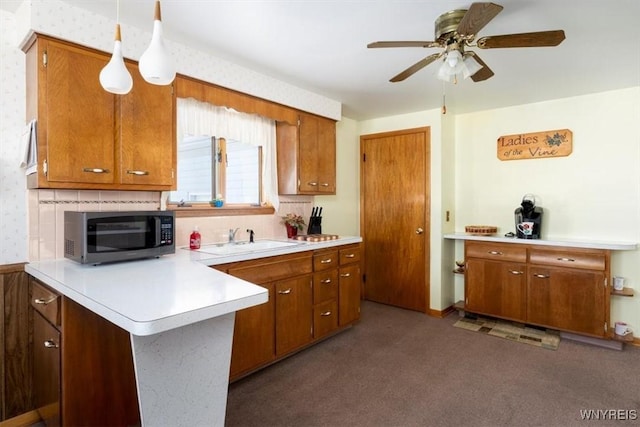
(177, 97, 279, 211)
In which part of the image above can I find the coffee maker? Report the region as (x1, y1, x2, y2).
(514, 194, 543, 239)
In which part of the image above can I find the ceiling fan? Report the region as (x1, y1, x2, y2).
(368, 2, 565, 83)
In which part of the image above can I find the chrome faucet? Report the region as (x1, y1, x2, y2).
(228, 228, 240, 244)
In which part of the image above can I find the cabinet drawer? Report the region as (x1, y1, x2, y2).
(529, 249, 606, 271)
(31, 280, 61, 327)
(313, 270, 338, 304)
(314, 250, 338, 271)
(228, 254, 312, 283)
(339, 246, 361, 265)
(465, 242, 527, 263)
(313, 300, 338, 339)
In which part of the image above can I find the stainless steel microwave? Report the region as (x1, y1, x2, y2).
(64, 211, 175, 265)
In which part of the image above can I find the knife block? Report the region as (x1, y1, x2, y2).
(307, 216, 322, 235)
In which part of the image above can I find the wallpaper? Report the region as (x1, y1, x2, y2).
(0, 10, 28, 264)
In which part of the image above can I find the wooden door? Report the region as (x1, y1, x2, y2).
(275, 276, 312, 356)
(45, 40, 115, 185)
(360, 128, 430, 312)
(33, 313, 61, 427)
(466, 259, 526, 321)
(229, 283, 275, 379)
(527, 267, 606, 337)
(119, 63, 175, 187)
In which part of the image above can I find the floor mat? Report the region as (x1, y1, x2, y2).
(453, 315, 560, 350)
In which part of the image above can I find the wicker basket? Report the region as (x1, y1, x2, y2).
(465, 225, 498, 236)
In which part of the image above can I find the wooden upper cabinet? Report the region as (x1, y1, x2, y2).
(119, 64, 175, 186)
(24, 35, 176, 191)
(276, 113, 336, 195)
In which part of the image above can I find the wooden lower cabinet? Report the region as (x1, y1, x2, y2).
(30, 278, 140, 426)
(464, 241, 610, 338)
(219, 243, 361, 381)
(527, 266, 606, 336)
(465, 258, 526, 321)
(228, 283, 275, 377)
(276, 276, 313, 355)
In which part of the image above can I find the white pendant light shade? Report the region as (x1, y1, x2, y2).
(139, 1, 176, 85)
(99, 24, 133, 95)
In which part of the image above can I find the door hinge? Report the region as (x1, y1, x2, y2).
(604, 322, 608, 332)
(465, 297, 468, 305)
(42, 50, 47, 68)
(362, 153, 366, 162)
(43, 159, 48, 176)
(604, 278, 608, 288)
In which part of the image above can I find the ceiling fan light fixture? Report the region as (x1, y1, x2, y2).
(462, 54, 483, 79)
(99, 2, 133, 95)
(139, 0, 176, 85)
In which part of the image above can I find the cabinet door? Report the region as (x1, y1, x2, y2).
(527, 266, 606, 337)
(338, 264, 361, 326)
(230, 283, 275, 379)
(119, 65, 175, 187)
(465, 259, 527, 321)
(33, 313, 61, 427)
(275, 276, 312, 356)
(315, 115, 336, 194)
(45, 40, 115, 185)
(313, 300, 338, 339)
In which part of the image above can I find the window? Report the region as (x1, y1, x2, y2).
(170, 136, 262, 204)
(170, 97, 279, 210)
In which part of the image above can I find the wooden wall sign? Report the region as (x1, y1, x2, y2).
(497, 129, 572, 161)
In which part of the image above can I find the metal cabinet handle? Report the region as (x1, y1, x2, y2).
(344, 254, 355, 258)
(278, 288, 292, 295)
(126, 170, 150, 176)
(34, 297, 56, 305)
(83, 167, 109, 173)
(534, 274, 550, 279)
(488, 251, 503, 255)
(320, 259, 332, 264)
(509, 270, 524, 275)
(44, 340, 59, 349)
(320, 183, 330, 187)
(307, 181, 318, 186)
(340, 273, 351, 278)
(416, 228, 424, 234)
(556, 257, 575, 262)
(321, 279, 332, 284)
(320, 311, 332, 317)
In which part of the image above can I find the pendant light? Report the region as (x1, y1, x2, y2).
(139, 0, 176, 85)
(99, 0, 133, 95)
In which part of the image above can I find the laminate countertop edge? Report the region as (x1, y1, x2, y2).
(443, 233, 637, 251)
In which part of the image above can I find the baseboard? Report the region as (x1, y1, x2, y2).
(428, 304, 455, 318)
(0, 410, 41, 427)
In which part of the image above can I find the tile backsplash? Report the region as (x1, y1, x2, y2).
(28, 189, 313, 261)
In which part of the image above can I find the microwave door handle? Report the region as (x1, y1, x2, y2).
(154, 217, 161, 247)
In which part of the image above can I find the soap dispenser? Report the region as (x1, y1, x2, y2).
(189, 226, 201, 250)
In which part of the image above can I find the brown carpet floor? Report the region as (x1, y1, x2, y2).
(225, 300, 640, 427)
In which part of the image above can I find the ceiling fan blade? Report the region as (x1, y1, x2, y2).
(368, 41, 442, 49)
(390, 53, 443, 82)
(477, 30, 566, 48)
(466, 52, 494, 82)
(456, 2, 504, 37)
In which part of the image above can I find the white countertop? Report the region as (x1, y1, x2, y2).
(25, 236, 362, 336)
(443, 233, 637, 251)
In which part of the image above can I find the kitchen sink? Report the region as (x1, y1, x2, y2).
(195, 239, 301, 256)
